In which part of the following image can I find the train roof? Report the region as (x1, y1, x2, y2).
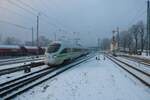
(49, 40, 83, 48)
(0, 45, 45, 49)
(0, 45, 20, 49)
(24, 46, 38, 49)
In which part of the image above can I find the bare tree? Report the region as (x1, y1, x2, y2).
(120, 31, 128, 51)
(137, 21, 145, 52)
(101, 38, 111, 50)
(130, 25, 139, 54)
(126, 31, 133, 53)
(4, 36, 21, 45)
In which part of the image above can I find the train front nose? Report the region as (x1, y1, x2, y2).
(45, 53, 57, 65)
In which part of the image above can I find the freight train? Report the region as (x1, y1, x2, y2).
(0, 45, 45, 57)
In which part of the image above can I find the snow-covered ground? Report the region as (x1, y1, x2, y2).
(13, 54, 150, 100)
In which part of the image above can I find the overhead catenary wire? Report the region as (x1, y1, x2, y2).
(0, 20, 31, 30)
(127, 3, 146, 27)
(15, 0, 72, 33)
(2, 0, 77, 43)
(0, 6, 35, 22)
(39, 0, 73, 32)
(0, 19, 52, 36)
(36, 0, 65, 25)
(128, 9, 146, 27)
(17, 0, 38, 13)
(6, 0, 37, 16)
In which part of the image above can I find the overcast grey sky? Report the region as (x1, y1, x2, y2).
(0, 0, 147, 46)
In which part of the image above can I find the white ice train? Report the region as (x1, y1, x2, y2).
(45, 41, 88, 66)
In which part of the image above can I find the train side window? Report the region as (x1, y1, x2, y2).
(47, 44, 61, 53)
(60, 48, 71, 54)
(60, 48, 68, 54)
(72, 48, 81, 52)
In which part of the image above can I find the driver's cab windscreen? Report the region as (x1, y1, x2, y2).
(47, 43, 61, 53)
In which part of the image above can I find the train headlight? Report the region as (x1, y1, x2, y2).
(52, 55, 57, 58)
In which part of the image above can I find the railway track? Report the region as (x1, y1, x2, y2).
(106, 54, 150, 88)
(0, 61, 45, 76)
(0, 56, 44, 66)
(120, 55, 150, 66)
(0, 55, 44, 62)
(116, 57, 150, 74)
(0, 57, 33, 63)
(0, 54, 93, 100)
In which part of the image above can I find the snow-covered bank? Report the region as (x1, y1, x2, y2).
(13, 55, 150, 100)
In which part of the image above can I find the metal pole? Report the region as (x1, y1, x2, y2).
(32, 27, 34, 46)
(55, 32, 56, 41)
(37, 15, 39, 47)
(97, 38, 101, 50)
(147, 0, 150, 55)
